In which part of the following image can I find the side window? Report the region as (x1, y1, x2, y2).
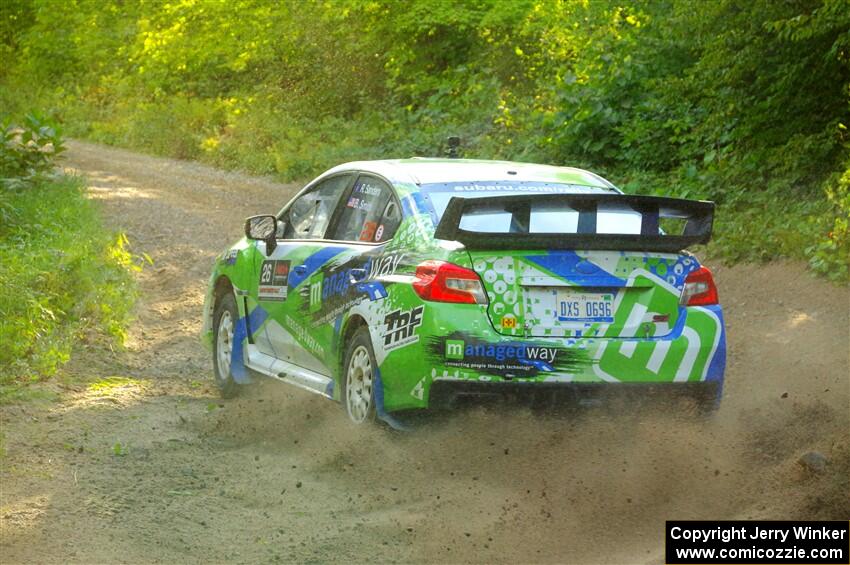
(380, 199, 402, 240)
(282, 174, 351, 240)
(330, 175, 402, 242)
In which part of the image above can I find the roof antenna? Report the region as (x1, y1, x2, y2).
(446, 136, 461, 159)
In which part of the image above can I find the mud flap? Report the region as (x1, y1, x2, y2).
(231, 304, 270, 385)
(373, 367, 410, 431)
(230, 315, 252, 384)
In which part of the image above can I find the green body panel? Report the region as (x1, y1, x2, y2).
(466, 251, 688, 339)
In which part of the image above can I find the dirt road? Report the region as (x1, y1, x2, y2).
(1, 141, 848, 564)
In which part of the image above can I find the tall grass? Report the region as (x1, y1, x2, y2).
(0, 175, 136, 395)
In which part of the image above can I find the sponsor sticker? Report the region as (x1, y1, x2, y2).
(501, 314, 517, 329)
(375, 224, 385, 241)
(445, 339, 465, 360)
(305, 252, 402, 319)
(284, 314, 325, 357)
(259, 260, 290, 301)
(359, 221, 377, 242)
(308, 273, 323, 313)
(367, 252, 403, 278)
(383, 306, 424, 351)
(442, 338, 559, 372)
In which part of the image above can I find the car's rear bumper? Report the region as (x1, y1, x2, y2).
(427, 379, 721, 411)
(379, 302, 726, 412)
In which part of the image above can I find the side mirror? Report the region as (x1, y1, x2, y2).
(245, 215, 278, 255)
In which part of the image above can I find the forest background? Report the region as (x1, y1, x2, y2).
(2, 0, 848, 282)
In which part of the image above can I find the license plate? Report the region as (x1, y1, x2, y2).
(556, 290, 614, 322)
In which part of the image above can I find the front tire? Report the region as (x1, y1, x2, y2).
(212, 292, 240, 398)
(342, 327, 377, 424)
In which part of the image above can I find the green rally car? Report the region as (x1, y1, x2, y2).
(201, 159, 726, 425)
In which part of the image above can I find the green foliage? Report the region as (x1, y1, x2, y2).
(807, 162, 850, 281)
(0, 175, 136, 386)
(1, 113, 65, 186)
(1, 0, 848, 280)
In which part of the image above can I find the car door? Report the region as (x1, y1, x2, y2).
(255, 173, 354, 372)
(281, 172, 404, 376)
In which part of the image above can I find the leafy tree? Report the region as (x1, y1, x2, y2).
(1, 0, 847, 277)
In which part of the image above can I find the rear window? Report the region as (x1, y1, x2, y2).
(421, 181, 624, 233)
(456, 201, 643, 235)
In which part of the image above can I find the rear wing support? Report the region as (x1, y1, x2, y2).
(433, 193, 715, 253)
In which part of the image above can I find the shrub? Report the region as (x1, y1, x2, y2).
(0, 175, 137, 387)
(0, 113, 65, 187)
(807, 164, 850, 282)
(0, 114, 135, 390)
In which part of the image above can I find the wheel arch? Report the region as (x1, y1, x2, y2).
(203, 275, 237, 348)
(338, 314, 369, 379)
(214, 275, 234, 303)
(211, 275, 238, 317)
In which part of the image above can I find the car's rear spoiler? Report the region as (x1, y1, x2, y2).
(433, 193, 714, 253)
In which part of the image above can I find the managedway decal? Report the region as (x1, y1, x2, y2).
(427, 333, 590, 377)
(300, 250, 404, 324)
(367, 252, 404, 279)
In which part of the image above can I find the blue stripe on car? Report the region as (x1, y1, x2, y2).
(527, 251, 625, 287)
(231, 305, 269, 384)
(357, 281, 388, 301)
(400, 192, 428, 218)
(287, 246, 349, 288)
(703, 305, 726, 384)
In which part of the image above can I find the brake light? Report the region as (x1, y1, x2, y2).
(680, 266, 719, 306)
(412, 260, 488, 304)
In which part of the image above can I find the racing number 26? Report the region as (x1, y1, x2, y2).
(260, 262, 274, 284)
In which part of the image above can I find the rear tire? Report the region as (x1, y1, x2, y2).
(341, 327, 377, 424)
(212, 292, 240, 398)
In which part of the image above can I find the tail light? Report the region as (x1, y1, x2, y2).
(412, 260, 488, 304)
(680, 266, 719, 306)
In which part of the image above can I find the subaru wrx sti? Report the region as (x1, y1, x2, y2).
(202, 159, 726, 425)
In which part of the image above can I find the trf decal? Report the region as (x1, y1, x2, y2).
(383, 306, 424, 351)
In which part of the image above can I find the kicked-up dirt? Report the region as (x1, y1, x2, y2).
(1, 140, 848, 564)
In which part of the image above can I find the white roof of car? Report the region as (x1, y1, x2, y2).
(324, 158, 618, 190)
